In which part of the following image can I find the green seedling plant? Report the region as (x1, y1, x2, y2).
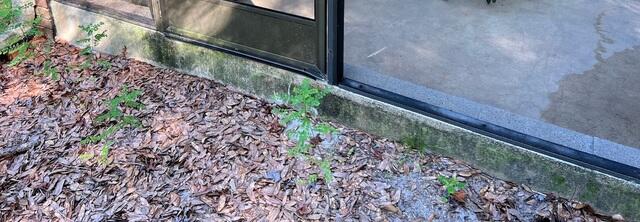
(438, 175, 466, 202)
(78, 153, 95, 162)
(402, 134, 427, 154)
(76, 22, 110, 70)
(307, 174, 318, 184)
(41, 60, 59, 80)
(78, 141, 113, 165)
(318, 159, 334, 183)
(273, 79, 338, 184)
(297, 174, 318, 186)
(39, 40, 59, 80)
(81, 86, 144, 164)
(98, 141, 114, 165)
(96, 59, 112, 69)
(316, 122, 339, 135)
(0, 0, 43, 66)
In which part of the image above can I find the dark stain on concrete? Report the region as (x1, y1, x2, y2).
(542, 45, 640, 148)
(594, 11, 615, 63)
(143, 32, 179, 67)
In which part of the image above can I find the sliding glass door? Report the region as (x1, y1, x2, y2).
(155, 0, 326, 77)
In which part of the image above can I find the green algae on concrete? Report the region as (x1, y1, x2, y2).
(50, 1, 640, 219)
(51, 0, 299, 99)
(319, 85, 640, 220)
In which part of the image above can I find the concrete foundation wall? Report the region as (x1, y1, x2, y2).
(50, 1, 640, 219)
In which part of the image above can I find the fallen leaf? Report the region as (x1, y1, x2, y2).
(453, 190, 466, 202)
(381, 204, 400, 213)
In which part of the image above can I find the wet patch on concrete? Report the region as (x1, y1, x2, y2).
(343, 0, 640, 153)
(542, 46, 640, 148)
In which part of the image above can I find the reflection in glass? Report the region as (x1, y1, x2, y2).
(343, 0, 640, 166)
(232, 0, 314, 19)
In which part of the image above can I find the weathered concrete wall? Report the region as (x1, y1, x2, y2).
(50, 1, 640, 220)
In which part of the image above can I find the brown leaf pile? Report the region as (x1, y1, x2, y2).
(0, 40, 618, 221)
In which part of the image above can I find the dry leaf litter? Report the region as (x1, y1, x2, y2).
(0, 40, 620, 221)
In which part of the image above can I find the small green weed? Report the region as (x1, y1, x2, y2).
(0, 0, 42, 66)
(273, 79, 337, 184)
(99, 141, 113, 165)
(81, 86, 144, 164)
(274, 80, 335, 155)
(97, 59, 112, 69)
(78, 153, 94, 161)
(402, 135, 427, 154)
(41, 60, 59, 80)
(438, 175, 466, 201)
(76, 22, 109, 70)
(319, 159, 334, 183)
(78, 22, 107, 55)
(316, 122, 338, 135)
(297, 174, 319, 186)
(6, 41, 31, 66)
(39, 40, 60, 80)
(82, 86, 143, 144)
(307, 174, 318, 184)
(94, 86, 144, 123)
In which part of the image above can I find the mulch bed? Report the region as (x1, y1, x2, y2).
(0, 39, 619, 221)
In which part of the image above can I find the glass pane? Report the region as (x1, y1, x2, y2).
(80, 0, 152, 18)
(233, 0, 315, 19)
(161, 0, 323, 74)
(344, 0, 640, 167)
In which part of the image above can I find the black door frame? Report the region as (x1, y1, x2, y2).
(150, 0, 327, 80)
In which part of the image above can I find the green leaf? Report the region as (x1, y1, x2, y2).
(308, 174, 318, 184)
(42, 60, 59, 80)
(76, 38, 90, 44)
(320, 159, 333, 183)
(94, 112, 112, 123)
(97, 59, 112, 70)
(437, 175, 466, 199)
(79, 60, 92, 70)
(94, 32, 107, 44)
(316, 123, 337, 135)
(7, 42, 30, 67)
(122, 115, 141, 128)
(99, 141, 113, 165)
(78, 153, 95, 161)
(79, 46, 92, 55)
